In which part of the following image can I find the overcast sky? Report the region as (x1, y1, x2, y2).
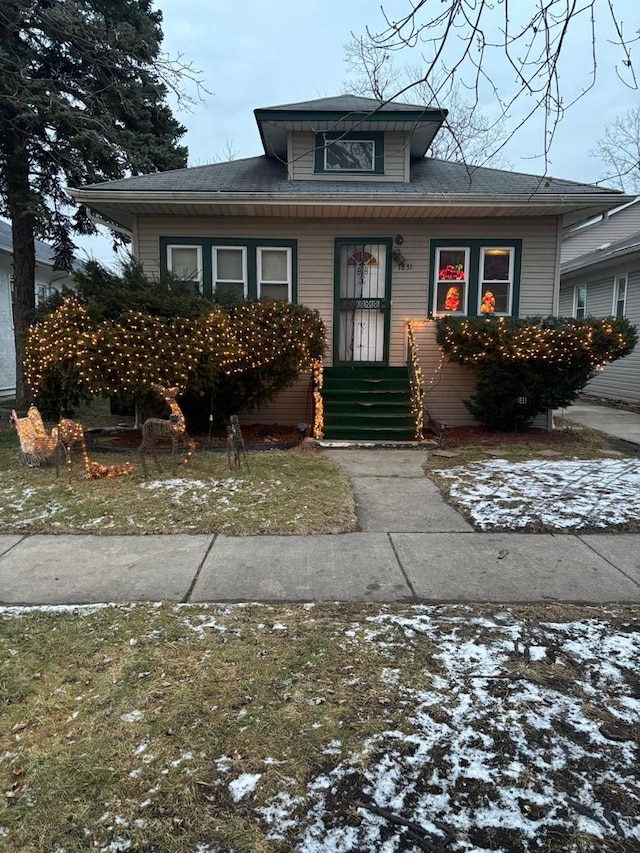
(75, 0, 640, 264)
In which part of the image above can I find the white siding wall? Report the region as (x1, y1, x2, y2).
(137, 214, 560, 426)
(561, 264, 640, 403)
(562, 202, 640, 263)
(289, 131, 409, 182)
(0, 257, 14, 394)
(0, 258, 73, 397)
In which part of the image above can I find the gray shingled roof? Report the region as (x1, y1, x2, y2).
(0, 219, 57, 265)
(83, 155, 619, 198)
(0, 220, 83, 270)
(561, 229, 640, 275)
(257, 95, 428, 113)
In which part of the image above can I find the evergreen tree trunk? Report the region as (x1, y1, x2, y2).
(7, 143, 36, 410)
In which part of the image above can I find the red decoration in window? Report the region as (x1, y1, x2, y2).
(438, 264, 465, 280)
(444, 287, 460, 312)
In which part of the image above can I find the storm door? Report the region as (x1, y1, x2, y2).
(334, 240, 391, 364)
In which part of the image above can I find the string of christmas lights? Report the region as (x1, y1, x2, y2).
(312, 359, 324, 439)
(25, 297, 326, 400)
(406, 320, 425, 440)
(435, 315, 636, 370)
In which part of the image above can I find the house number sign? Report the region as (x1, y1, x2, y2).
(355, 299, 382, 309)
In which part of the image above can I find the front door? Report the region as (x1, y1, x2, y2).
(334, 239, 391, 364)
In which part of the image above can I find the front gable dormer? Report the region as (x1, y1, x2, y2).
(254, 95, 447, 183)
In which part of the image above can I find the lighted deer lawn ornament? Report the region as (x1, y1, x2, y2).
(138, 384, 196, 475)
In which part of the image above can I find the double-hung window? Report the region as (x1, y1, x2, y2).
(257, 247, 292, 301)
(430, 240, 521, 317)
(434, 247, 469, 314)
(478, 248, 514, 315)
(161, 238, 297, 301)
(613, 274, 627, 318)
(213, 247, 247, 299)
(166, 245, 203, 292)
(574, 284, 587, 319)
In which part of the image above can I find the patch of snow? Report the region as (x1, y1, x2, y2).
(434, 458, 640, 530)
(120, 710, 143, 724)
(229, 772, 262, 802)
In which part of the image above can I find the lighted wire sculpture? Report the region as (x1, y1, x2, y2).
(10, 406, 133, 481)
(138, 384, 196, 475)
(10, 407, 62, 470)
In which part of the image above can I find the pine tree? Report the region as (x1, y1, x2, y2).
(0, 0, 189, 407)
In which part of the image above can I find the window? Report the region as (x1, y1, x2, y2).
(430, 240, 522, 317)
(257, 247, 292, 301)
(314, 131, 385, 174)
(167, 245, 203, 291)
(434, 248, 469, 314)
(161, 238, 297, 301)
(613, 274, 627, 318)
(213, 247, 247, 299)
(574, 284, 587, 319)
(478, 248, 514, 315)
(35, 283, 51, 307)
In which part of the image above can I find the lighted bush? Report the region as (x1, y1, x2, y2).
(436, 315, 637, 429)
(25, 296, 325, 426)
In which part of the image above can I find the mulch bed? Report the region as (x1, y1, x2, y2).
(86, 423, 301, 451)
(429, 425, 585, 449)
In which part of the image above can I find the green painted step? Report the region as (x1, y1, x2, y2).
(321, 366, 416, 441)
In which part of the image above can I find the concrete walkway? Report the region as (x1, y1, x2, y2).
(1, 439, 639, 607)
(554, 402, 640, 449)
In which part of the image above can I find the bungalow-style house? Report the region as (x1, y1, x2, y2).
(70, 95, 631, 439)
(0, 220, 78, 396)
(560, 198, 640, 404)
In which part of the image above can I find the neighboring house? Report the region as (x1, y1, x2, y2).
(0, 221, 79, 396)
(70, 95, 630, 439)
(560, 198, 640, 403)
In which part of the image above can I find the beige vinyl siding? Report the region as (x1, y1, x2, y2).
(411, 321, 479, 426)
(137, 214, 560, 426)
(289, 131, 409, 182)
(562, 203, 640, 263)
(238, 375, 313, 427)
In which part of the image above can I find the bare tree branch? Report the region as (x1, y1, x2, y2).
(353, 0, 638, 172)
(592, 108, 640, 192)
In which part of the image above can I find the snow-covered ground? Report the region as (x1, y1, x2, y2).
(4, 603, 635, 852)
(254, 608, 640, 852)
(433, 457, 640, 531)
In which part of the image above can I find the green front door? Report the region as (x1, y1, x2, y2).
(334, 239, 392, 365)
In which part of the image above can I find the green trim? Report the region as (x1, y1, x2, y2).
(159, 237, 298, 302)
(255, 108, 447, 124)
(428, 238, 522, 318)
(314, 131, 385, 174)
(333, 237, 393, 366)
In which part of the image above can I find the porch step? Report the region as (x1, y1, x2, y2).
(322, 366, 416, 441)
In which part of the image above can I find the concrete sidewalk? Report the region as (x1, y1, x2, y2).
(1, 447, 639, 607)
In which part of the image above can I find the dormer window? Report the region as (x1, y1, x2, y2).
(314, 131, 385, 174)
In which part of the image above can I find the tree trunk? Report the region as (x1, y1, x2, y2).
(7, 145, 36, 411)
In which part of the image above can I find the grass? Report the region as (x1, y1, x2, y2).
(0, 400, 356, 535)
(0, 602, 639, 851)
